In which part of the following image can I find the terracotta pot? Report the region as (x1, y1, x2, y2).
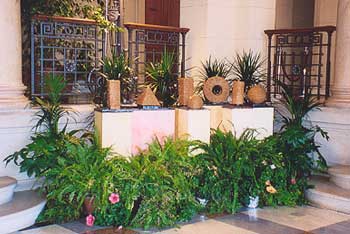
(83, 196, 95, 215)
(178, 77, 194, 106)
(231, 81, 245, 105)
(107, 80, 121, 109)
(247, 84, 267, 104)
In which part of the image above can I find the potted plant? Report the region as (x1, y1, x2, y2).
(231, 50, 266, 105)
(145, 50, 178, 107)
(100, 52, 135, 109)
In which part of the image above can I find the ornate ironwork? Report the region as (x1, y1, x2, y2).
(108, 0, 122, 55)
(31, 15, 105, 103)
(124, 23, 189, 83)
(265, 26, 336, 101)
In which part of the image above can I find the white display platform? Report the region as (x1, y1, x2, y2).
(95, 109, 175, 156)
(175, 108, 211, 143)
(221, 106, 274, 139)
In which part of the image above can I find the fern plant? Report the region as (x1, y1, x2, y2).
(40, 139, 116, 223)
(193, 128, 259, 214)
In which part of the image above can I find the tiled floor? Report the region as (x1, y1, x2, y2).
(16, 206, 350, 234)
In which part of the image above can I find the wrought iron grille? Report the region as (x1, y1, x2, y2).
(31, 15, 105, 103)
(265, 26, 336, 101)
(124, 23, 189, 83)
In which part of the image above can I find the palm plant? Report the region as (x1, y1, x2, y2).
(277, 82, 329, 188)
(196, 56, 232, 95)
(33, 75, 73, 134)
(230, 50, 265, 89)
(278, 82, 323, 128)
(145, 50, 178, 107)
(4, 75, 81, 178)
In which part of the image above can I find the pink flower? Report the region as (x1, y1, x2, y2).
(86, 214, 95, 227)
(109, 193, 120, 204)
(291, 178, 297, 185)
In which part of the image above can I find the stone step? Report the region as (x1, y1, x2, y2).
(0, 176, 17, 205)
(0, 190, 46, 234)
(328, 165, 350, 190)
(306, 176, 350, 214)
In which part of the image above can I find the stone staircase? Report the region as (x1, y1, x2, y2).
(307, 165, 350, 214)
(0, 176, 46, 234)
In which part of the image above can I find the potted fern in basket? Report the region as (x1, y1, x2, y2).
(100, 52, 135, 109)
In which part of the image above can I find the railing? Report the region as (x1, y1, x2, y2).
(31, 15, 105, 103)
(265, 26, 336, 101)
(124, 23, 190, 82)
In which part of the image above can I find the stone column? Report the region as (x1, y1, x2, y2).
(0, 0, 28, 110)
(327, 0, 350, 107)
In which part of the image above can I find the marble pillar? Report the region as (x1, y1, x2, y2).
(327, 0, 350, 107)
(0, 0, 28, 110)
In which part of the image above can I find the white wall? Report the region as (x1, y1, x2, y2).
(181, 0, 276, 77)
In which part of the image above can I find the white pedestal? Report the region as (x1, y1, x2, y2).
(203, 105, 225, 130)
(175, 108, 211, 143)
(222, 107, 274, 139)
(95, 109, 175, 156)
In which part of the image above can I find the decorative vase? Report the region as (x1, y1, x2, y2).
(231, 81, 245, 105)
(196, 197, 208, 222)
(188, 95, 204, 109)
(178, 77, 194, 106)
(83, 196, 95, 215)
(107, 80, 121, 109)
(247, 84, 267, 104)
(203, 76, 230, 104)
(247, 196, 259, 209)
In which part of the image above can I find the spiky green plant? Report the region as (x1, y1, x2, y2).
(231, 50, 265, 89)
(100, 52, 136, 103)
(278, 82, 323, 128)
(196, 56, 232, 95)
(145, 50, 178, 107)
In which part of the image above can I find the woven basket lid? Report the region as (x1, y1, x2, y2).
(203, 76, 230, 103)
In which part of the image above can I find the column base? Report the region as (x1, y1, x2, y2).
(0, 85, 29, 110)
(326, 97, 350, 108)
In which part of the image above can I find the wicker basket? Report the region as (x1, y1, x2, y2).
(231, 81, 245, 105)
(178, 77, 194, 106)
(188, 95, 204, 109)
(203, 76, 230, 104)
(247, 84, 267, 104)
(107, 80, 121, 109)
